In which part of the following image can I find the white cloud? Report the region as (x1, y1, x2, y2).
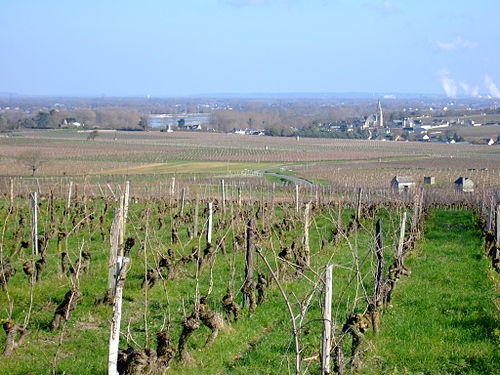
(436, 36, 478, 51)
(484, 75, 500, 98)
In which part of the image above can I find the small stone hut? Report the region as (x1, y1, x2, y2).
(424, 176, 435, 185)
(391, 176, 415, 193)
(454, 177, 474, 193)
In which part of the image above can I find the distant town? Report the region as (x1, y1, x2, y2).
(1, 95, 499, 144)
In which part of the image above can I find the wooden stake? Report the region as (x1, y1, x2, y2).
(495, 204, 500, 247)
(9, 178, 13, 209)
(193, 194, 199, 238)
(321, 264, 333, 375)
(303, 203, 311, 266)
(180, 187, 186, 213)
(374, 219, 384, 301)
(170, 177, 176, 196)
(244, 219, 254, 307)
(221, 179, 226, 214)
(207, 202, 213, 245)
(108, 256, 130, 375)
(355, 188, 362, 222)
(295, 185, 299, 214)
(29, 192, 38, 256)
(66, 181, 73, 212)
(107, 209, 122, 291)
(397, 212, 407, 263)
(487, 204, 493, 232)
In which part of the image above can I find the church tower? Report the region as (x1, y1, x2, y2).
(377, 100, 384, 127)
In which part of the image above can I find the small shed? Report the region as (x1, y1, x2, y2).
(454, 177, 474, 193)
(424, 176, 435, 185)
(391, 176, 415, 193)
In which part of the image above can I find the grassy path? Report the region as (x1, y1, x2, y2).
(361, 209, 499, 375)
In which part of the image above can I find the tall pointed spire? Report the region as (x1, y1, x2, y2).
(377, 100, 383, 127)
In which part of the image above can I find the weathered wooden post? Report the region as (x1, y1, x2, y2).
(295, 185, 299, 214)
(487, 204, 493, 232)
(495, 204, 500, 247)
(373, 219, 384, 333)
(180, 187, 186, 213)
(397, 212, 407, 263)
(237, 186, 242, 207)
(321, 264, 333, 375)
(170, 177, 176, 196)
(30, 192, 38, 256)
(207, 202, 213, 245)
(355, 188, 362, 222)
(108, 255, 130, 375)
(220, 179, 226, 214)
(193, 194, 199, 239)
(107, 209, 122, 293)
(66, 181, 73, 212)
(123, 181, 130, 224)
(303, 202, 311, 267)
(9, 178, 14, 209)
(243, 218, 254, 307)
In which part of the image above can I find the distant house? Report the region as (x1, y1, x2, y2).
(424, 176, 435, 185)
(484, 138, 495, 146)
(391, 176, 415, 193)
(455, 177, 474, 193)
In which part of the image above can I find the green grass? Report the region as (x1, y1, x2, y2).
(360, 209, 499, 375)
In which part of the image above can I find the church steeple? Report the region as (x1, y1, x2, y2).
(377, 100, 383, 127)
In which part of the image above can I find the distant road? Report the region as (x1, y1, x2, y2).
(256, 167, 314, 186)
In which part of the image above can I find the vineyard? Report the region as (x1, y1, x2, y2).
(0, 130, 498, 374)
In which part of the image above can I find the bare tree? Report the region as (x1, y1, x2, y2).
(16, 151, 47, 176)
(86, 130, 99, 141)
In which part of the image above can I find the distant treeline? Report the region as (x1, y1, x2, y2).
(1, 96, 500, 136)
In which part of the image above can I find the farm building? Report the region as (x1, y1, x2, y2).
(391, 176, 415, 193)
(424, 176, 435, 185)
(454, 177, 474, 193)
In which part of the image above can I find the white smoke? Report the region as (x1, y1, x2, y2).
(484, 75, 500, 98)
(459, 82, 480, 97)
(440, 74, 457, 98)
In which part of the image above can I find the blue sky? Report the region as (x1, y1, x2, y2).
(1, 0, 499, 97)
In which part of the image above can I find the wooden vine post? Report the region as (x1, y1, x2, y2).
(295, 185, 299, 214)
(29, 192, 38, 256)
(373, 218, 384, 334)
(180, 187, 186, 213)
(170, 177, 176, 196)
(207, 202, 213, 245)
(107, 255, 130, 375)
(243, 218, 254, 307)
(107, 209, 122, 294)
(221, 179, 226, 214)
(321, 264, 333, 375)
(66, 181, 73, 212)
(495, 204, 500, 247)
(396, 212, 407, 265)
(487, 203, 493, 232)
(303, 202, 311, 267)
(9, 178, 14, 210)
(355, 188, 362, 222)
(193, 194, 199, 239)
